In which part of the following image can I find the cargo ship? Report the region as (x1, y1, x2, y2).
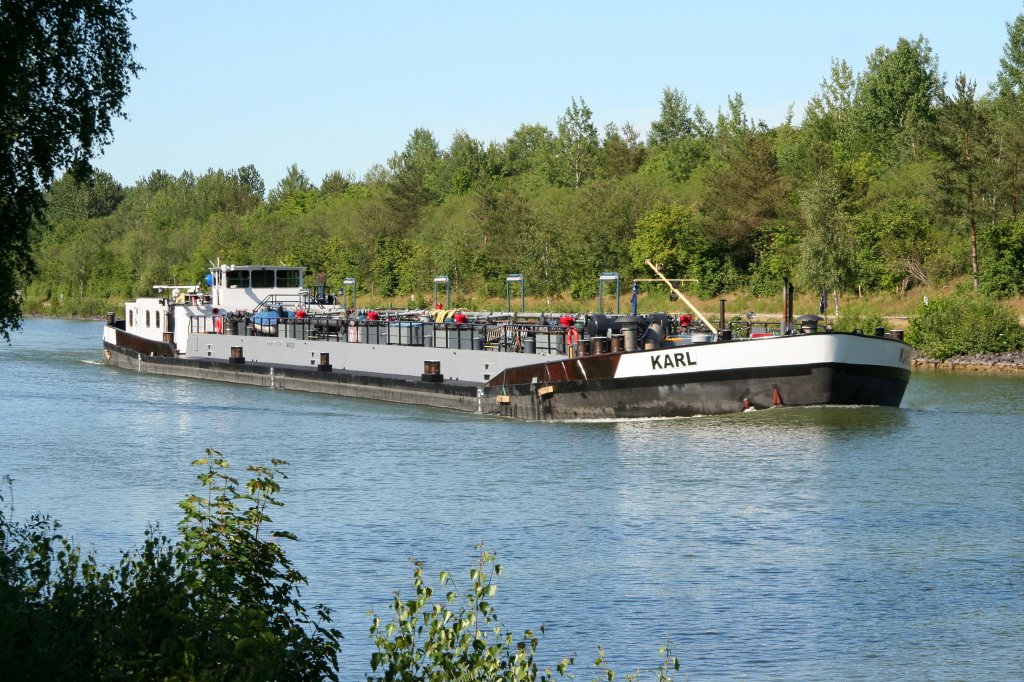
(101, 263, 912, 420)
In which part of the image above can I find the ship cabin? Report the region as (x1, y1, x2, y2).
(122, 265, 307, 347)
(210, 265, 305, 310)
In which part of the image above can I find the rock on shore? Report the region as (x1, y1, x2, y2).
(912, 350, 1024, 373)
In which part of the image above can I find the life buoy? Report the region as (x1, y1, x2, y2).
(214, 316, 223, 334)
(565, 327, 580, 347)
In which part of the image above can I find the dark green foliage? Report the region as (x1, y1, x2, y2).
(437, 131, 488, 195)
(906, 291, 1024, 359)
(320, 170, 353, 197)
(386, 128, 443, 231)
(498, 124, 557, 182)
(0, 0, 140, 339)
(0, 454, 342, 681)
(601, 122, 646, 178)
(700, 96, 789, 251)
(748, 222, 800, 296)
(979, 219, 1024, 297)
(853, 163, 941, 293)
(373, 236, 411, 297)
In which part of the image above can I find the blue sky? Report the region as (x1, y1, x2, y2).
(97, 0, 1024, 190)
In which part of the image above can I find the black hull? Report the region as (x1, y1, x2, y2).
(482, 362, 910, 420)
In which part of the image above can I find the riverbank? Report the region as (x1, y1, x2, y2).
(913, 351, 1024, 374)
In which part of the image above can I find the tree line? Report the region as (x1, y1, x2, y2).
(23, 13, 1024, 316)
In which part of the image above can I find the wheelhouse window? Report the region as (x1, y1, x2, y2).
(129, 310, 134, 327)
(145, 310, 151, 327)
(226, 270, 250, 288)
(276, 269, 300, 288)
(251, 269, 275, 288)
(156, 311, 161, 328)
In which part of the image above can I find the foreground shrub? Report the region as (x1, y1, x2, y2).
(369, 547, 681, 681)
(369, 547, 571, 681)
(907, 291, 1024, 359)
(832, 304, 886, 334)
(0, 453, 341, 681)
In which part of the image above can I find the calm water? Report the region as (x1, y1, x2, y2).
(2, 318, 1022, 680)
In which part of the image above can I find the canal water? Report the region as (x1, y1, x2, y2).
(1, 318, 1022, 680)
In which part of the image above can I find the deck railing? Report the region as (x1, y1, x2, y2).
(188, 316, 574, 355)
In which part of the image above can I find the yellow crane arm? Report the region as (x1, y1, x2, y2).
(644, 259, 718, 333)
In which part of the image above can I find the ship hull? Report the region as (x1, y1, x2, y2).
(481, 331, 910, 419)
(103, 324, 911, 421)
(481, 362, 909, 420)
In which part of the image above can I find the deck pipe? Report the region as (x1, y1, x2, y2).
(718, 300, 731, 341)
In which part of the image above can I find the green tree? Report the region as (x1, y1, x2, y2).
(993, 12, 1024, 218)
(436, 130, 486, 196)
(979, 218, 1024, 296)
(629, 202, 734, 297)
(196, 167, 265, 217)
(700, 95, 787, 253)
(643, 87, 712, 183)
(372, 236, 410, 297)
(648, 87, 697, 146)
(748, 222, 800, 296)
(0, 0, 140, 339)
(238, 163, 267, 200)
(600, 122, 645, 178)
(936, 74, 990, 290)
(467, 179, 543, 294)
(386, 127, 442, 231)
(556, 97, 599, 188)
(268, 163, 317, 214)
(320, 170, 352, 196)
(795, 59, 857, 182)
(850, 36, 942, 166)
(553, 176, 660, 297)
(629, 203, 704, 275)
(807, 59, 857, 128)
(43, 170, 124, 228)
(499, 123, 556, 181)
(413, 193, 485, 296)
(798, 174, 856, 306)
(997, 11, 1024, 95)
